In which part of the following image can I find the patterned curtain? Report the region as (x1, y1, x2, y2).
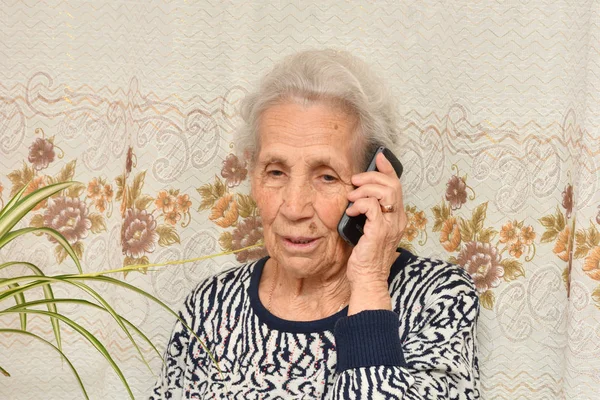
(1, 1, 598, 398)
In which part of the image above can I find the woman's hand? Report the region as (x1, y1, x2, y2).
(344, 152, 407, 315)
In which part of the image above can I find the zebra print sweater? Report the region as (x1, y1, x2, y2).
(151, 250, 480, 399)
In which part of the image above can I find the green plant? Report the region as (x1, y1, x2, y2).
(0, 181, 217, 399)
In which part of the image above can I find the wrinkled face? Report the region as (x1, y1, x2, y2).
(251, 101, 360, 278)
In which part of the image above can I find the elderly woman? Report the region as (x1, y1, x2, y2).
(151, 49, 479, 399)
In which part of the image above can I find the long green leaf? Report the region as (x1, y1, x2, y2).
(0, 275, 216, 369)
(0, 183, 30, 220)
(0, 365, 9, 377)
(68, 275, 221, 375)
(0, 309, 133, 399)
(0, 227, 81, 273)
(0, 329, 89, 399)
(0, 275, 42, 290)
(0, 276, 154, 373)
(66, 280, 154, 373)
(0, 181, 73, 240)
(6, 283, 26, 331)
(0, 275, 220, 376)
(6, 298, 162, 363)
(0, 262, 62, 351)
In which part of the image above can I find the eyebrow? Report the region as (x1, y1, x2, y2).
(259, 152, 349, 173)
(259, 154, 287, 166)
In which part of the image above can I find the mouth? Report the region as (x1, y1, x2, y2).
(281, 235, 320, 250)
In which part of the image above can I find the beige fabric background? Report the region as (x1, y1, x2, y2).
(1, 1, 599, 399)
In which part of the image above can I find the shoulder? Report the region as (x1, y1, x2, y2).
(183, 258, 261, 309)
(390, 250, 478, 305)
(390, 251, 479, 335)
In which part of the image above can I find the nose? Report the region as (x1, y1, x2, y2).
(280, 177, 314, 221)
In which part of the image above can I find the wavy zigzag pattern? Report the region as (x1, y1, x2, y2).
(0, 0, 597, 123)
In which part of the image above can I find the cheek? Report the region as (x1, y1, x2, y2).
(314, 194, 348, 230)
(252, 185, 280, 222)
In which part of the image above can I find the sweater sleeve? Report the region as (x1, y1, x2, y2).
(329, 271, 480, 400)
(149, 287, 199, 400)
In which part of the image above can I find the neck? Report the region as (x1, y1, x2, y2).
(260, 258, 351, 321)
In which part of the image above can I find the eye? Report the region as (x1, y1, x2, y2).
(267, 169, 284, 177)
(321, 174, 337, 182)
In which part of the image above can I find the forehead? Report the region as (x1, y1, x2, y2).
(257, 101, 360, 166)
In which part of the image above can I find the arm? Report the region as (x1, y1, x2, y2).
(149, 288, 199, 400)
(329, 272, 479, 400)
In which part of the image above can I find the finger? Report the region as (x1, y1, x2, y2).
(351, 169, 399, 188)
(345, 197, 383, 221)
(375, 152, 398, 178)
(347, 184, 396, 203)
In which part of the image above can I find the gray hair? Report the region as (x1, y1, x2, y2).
(236, 49, 399, 170)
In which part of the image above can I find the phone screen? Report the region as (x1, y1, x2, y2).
(337, 146, 403, 246)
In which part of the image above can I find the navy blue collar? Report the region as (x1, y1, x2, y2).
(248, 249, 415, 334)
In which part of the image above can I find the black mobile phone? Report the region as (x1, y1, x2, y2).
(337, 146, 403, 246)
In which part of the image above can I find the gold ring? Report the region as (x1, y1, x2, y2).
(380, 204, 395, 213)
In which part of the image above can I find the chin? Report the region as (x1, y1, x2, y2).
(267, 238, 351, 279)
(280, 256, 325, 278)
